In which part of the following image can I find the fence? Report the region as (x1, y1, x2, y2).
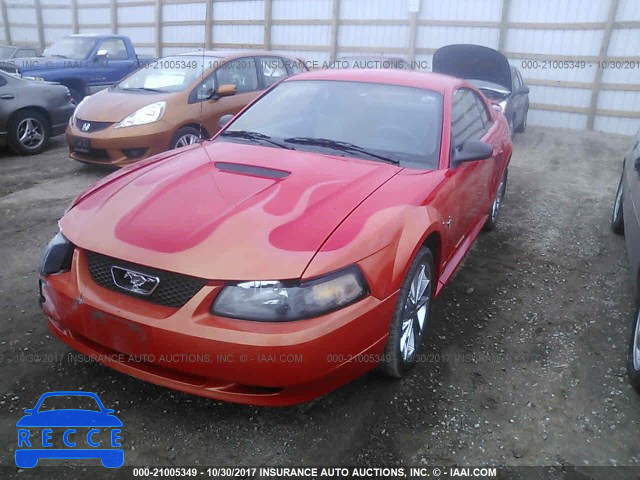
(1, 0, 639, 135)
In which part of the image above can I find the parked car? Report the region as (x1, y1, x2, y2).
(40, 68, 511, 406)
(433, 44, 530, 134)
(0, 34, 155, 103)
(65, 50, 307, 167)
(0, 70, 75, 155)
(610, 128, 640, 392)
(0, 45, 39, 60)
(329, 56, 412, 70)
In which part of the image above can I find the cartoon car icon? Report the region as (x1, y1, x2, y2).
(15, 391, 123, 468)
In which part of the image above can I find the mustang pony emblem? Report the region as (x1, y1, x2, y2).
(110, 267, 159, 295)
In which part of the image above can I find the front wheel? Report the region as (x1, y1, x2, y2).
(380, 247, 435, 378)
(515, 107, 528, 133)
(611, 172, 625, 234)
(7, 109, 50, 155)
(484, 169, 508, 231)
(629, 306, 640, 392)
(171, 127, 205, 149)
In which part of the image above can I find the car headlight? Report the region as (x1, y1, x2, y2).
(115, 101, 165, 128)
(40, 232, 74, 275)
(498, 100, 507, 113)
(212, 266, 369, 321)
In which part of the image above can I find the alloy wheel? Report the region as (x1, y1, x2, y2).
(175, 134, 201, 148)
(400, 263, 432, 361)
(17, 117, 45, 150)
(490, 177, 506, 222)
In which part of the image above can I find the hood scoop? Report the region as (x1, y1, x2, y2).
(214, 162, 290, 179)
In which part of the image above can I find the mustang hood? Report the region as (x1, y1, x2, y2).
(433, 44, 512, 92)
(61, 142, 401, 280)
(75, 88, 174, 122)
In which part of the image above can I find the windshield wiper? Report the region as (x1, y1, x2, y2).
(120, 86, 165, 93)
(283, 137, 398, 164)
(49, 54, 68, 59)
(220, 130, 293, 150)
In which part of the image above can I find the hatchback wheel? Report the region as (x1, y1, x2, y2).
(172, 127, 205, 149)
(611, 171, 625, 234)
(629, 306, 640, 392)
(8, 109, 50, 155)
(380, 247, 434, 378)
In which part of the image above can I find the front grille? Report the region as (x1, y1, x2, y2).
(86, 251, 207, 308)
(76, 118, 113, 133)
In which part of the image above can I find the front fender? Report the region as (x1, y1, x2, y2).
(304, 196, 446, 300)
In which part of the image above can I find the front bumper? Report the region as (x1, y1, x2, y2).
(41, 250, 397, 406)
(66, 120, 174, 167)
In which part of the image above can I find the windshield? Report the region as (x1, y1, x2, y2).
(0, 46, 15, 58)
(220, 80, 443, 168)
(117, 56, 215, 93)
(43, 37, 97, 60)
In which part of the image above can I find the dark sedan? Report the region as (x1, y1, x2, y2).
(433, 44, 530, 135)
(611, 128, 640, 392)
(0, 71, 75, 155)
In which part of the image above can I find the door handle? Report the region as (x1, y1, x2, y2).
(0, 93, 14, 99)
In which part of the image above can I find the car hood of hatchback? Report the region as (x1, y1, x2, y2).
(61, 141, 402, 280)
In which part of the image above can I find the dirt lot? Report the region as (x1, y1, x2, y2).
(1, 127, 639, 478)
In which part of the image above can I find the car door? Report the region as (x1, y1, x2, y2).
(448, 88, 502, 242)
(192, 57, 262, 136)
(0, 73, 16, 132)
(94, 38, 138, 85)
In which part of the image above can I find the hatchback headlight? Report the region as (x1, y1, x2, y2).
(212, 266, 369, 321)
(115, 101, 165, 128)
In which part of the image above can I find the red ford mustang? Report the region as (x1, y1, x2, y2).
(40, 69, 512, 406)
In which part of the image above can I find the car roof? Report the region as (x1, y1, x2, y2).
(287, 68, 462, 93)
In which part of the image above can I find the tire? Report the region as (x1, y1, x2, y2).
(380, 247, 435, 378)
(171, 127, 205, 149)
(515, 107, 528, 133)
(611, 171, 625, 234)
(7, 109, 50, 155)
(483, 169, 508, 231)
(628, 305, 640, 392)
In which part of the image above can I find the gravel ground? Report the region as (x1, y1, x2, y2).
(0, 127, 639, 479)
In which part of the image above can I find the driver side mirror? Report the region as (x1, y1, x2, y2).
(211, 84, 237, 100)
(452, 140, 493, 166)
(95, 49, 108, 59)
(23, 408, 34, 414)
(518, 85, 530, 95)
(218, 114, 234, 130)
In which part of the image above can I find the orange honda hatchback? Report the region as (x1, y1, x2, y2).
(66, 51, 306, 167)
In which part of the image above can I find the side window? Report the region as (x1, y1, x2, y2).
(472, 91, 492, 130)
(259, 57, 288, 87)
(512, 68, 521, 92)
(216, 58, 259, 93)
(16, 49, 37, 58)
(451, 88, 485, 147)
(98, 39, 128, 60)
(0, 74, 7, 87)
(192, 73, 217, 102)
(516, 70, 525, 90)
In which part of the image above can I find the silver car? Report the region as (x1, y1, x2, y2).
(611, 128, 640, 391)
(0, 70, 75, 155)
